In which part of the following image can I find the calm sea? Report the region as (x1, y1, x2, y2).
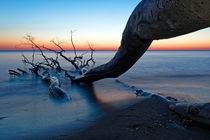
(0, 50, 210, 139)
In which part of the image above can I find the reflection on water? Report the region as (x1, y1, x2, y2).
(0, 50, 210, 139)
(0, 75, 140, 139)
(0, 51, 139, 139)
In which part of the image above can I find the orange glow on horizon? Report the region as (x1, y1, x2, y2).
(0, 35, 121, 50)
(1, 44, 210, 50)
(0, 36, 210, 50)
(149, 37, 210, 50)
(0, 43, 120, 50)
(148, 46, 210, 50)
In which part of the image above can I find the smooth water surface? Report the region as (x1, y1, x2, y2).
(0, 50, 210, 139)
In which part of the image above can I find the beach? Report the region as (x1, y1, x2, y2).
(0, 50, 210, 139)
(70, 96, 210, 140)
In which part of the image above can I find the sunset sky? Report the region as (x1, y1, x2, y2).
(0, 0, 210, 50)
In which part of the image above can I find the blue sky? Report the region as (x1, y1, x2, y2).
(0, 0, 210, 50)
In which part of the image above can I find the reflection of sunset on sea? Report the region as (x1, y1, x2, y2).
(0, 0, 209, 50)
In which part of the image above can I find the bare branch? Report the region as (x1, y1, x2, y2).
(85, 44, 95, 67)
(19, 33, 96, 83)
(24, 35, 52, 68)
(70, 30, 77, 57)
(17, 68, 27, 74)
(50, 40, 79, 70)
(22, 54, 35, 67)
(8, 70, 21, 76)
(31, 45, 35, 63)
(50, 40, 65, 52)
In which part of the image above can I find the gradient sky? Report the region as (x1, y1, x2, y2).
(0, 0, 210, 50)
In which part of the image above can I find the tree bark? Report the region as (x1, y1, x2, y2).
(73, 0, 210, 83)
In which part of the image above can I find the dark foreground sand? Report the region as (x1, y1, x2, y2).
(68, 96, 210, 140)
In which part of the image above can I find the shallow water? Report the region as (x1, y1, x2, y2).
(119, 50, 210, 103)
(0, 50, 210, 139)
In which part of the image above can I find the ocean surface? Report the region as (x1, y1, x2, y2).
(0, 50, 210, 139)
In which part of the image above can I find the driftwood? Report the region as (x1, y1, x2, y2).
(17, 68, 27, 74)
(115, 79, 210, 126)
(9, 33, 95, 99)
(10, 1, 210, 83)
(8, 70, 21, 76)
(8, 68, 27, 76)
(67, 0, 210, 83)
(49, 76, 70, 100)
(169, 103, 210, 126)
(8, 0, 210, 125)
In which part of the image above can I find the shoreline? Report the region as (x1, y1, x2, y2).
(68, 96, 210, 140)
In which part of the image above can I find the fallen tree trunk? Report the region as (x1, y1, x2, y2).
(169, 102, 210, 126)
(72, 0, 210, 83)
(49, 76, 70, 100)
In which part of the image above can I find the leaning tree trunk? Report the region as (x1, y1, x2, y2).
(73, 0, 210, 83)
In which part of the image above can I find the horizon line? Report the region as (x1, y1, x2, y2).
(0, 49, 210, 51)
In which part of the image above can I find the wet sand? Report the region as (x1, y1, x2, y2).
(69, 96, 210, 140)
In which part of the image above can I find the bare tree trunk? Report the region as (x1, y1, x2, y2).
(73, 0, 210, 83)
(74, 38, 152, 83)
(127, 0, 210, 40)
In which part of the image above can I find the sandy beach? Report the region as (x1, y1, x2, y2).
(69, 96, 210, 140)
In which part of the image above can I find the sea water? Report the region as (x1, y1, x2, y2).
(0, 50, 210, 139)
